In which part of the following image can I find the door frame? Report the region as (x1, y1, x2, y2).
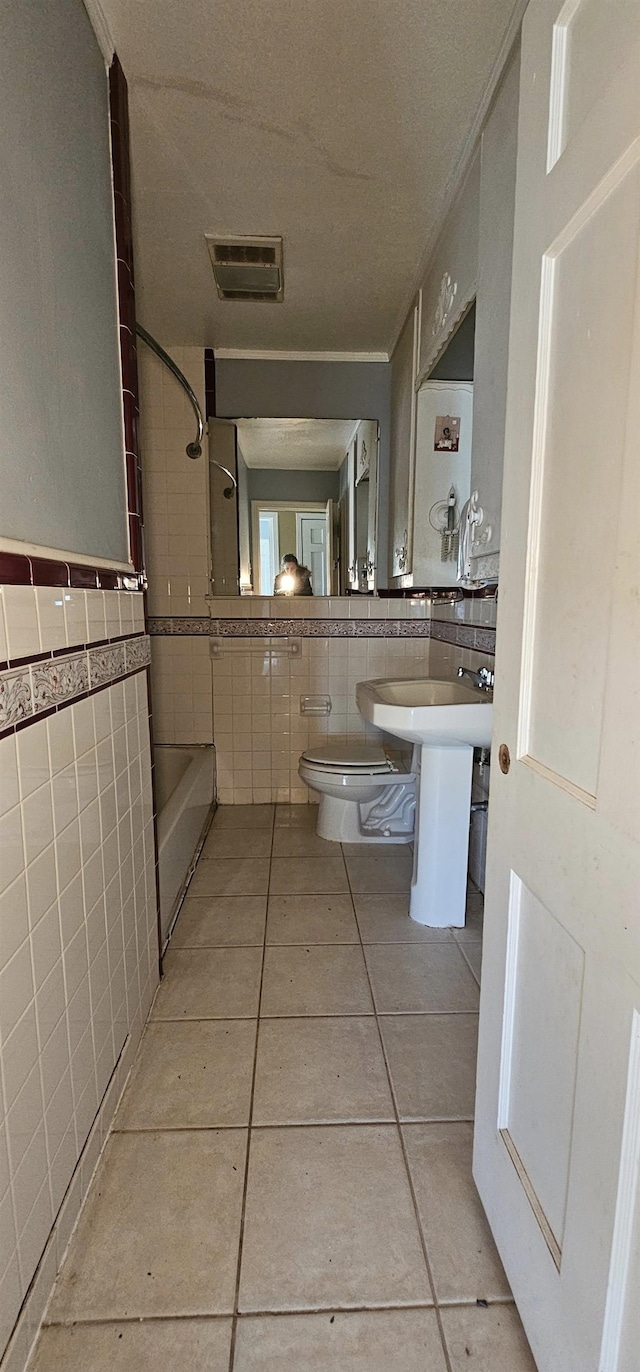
(250, 500, 328, 595)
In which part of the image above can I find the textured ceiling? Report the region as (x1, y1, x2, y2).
(235, 418, 358, 470)
(101, 0, 520, 352)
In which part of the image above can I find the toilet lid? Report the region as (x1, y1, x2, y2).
(301, 744, 394, 773)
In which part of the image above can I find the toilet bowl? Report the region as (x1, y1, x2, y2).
(298, 743, 417, 843)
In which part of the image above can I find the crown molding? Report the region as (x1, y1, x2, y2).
(82, 0, 115, 62)
(386, 0, 527, 361)
(214, 349, 389, 363)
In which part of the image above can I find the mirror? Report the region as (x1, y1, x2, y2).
(208, 417, 379, 596)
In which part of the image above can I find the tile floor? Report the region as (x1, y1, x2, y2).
(30, 804, 538, 1371)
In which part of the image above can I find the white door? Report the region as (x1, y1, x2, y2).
(297, 512, 327, 594)
(258, 511, 279, 595)
(475, 4, 640, 1371)
(326, 498, 339, 595)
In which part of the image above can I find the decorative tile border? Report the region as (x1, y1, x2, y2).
(147, 614, 496, 654)
(32, 652, 89, 713)
(430, 619, 496, 655)
(150, 616, 211, 636)
(0, 633, 150, 737)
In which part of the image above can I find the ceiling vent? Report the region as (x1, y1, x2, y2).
(205, 235, 284, 302)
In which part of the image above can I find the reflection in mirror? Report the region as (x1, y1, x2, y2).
(409, 305, 475, 589)
(208, 417, 379, 596)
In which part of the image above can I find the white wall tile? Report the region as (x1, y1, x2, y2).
(16, 718, 50, 799)
(0, 736, 19, 818)
(2, 587, 39, 661)
(62, 590, 88, 647)
(0, 670, 158, 1362)
(25, 845, 57, 930)
(35, 588, 66, 652)
(0, 806, 25, 894)
(85, 590, 107, 643)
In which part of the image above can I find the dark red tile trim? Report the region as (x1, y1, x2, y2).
(0, 553, 145, 590)
(31, 558, 69, 587)
(204, 348, 216, 419)
(0, 554, 31, 585)
(109, 55, 145, 576)
(383, 586, 497, 600)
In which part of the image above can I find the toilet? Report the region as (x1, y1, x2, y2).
(298, 743, 417, 843)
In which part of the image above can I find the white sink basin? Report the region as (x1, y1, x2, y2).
(355, 676, 494, 929)
(356, 677, 492, 747)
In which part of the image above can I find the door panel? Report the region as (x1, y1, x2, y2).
(521, 163, 640, 799)
(474, 1, 640, 1367)
(499, 875, 584, 1256)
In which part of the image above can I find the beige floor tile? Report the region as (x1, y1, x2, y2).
(343, 846, 413, 894)
(456, 938, 482, 982)
(269, 856, 349, 894)
(114, 1021, 256, 1129)
(48, 1131, 246, 1320)
(211, 804, 274, 829)
(239, 1125, 431, 1311)
(201, 829, 272, 859)
(380, 1014, 478, 1121)
(261, 946, 373, 1016)
(403, 1123, 511, 1303)
(234, 1309, 447, 1371)
(365, 944, 479, 1013)
(31, 1319, 232, 1371)
(253, 1018, 394, 1124)
(354, 894, 453, 943)
(172, 896, 266, 947)
(151, 948, 262, 1020)
(189, 859, 270, 897)
(272, 827, 340, 858)
(266, 894, 358, 944)
(274, 804, 319, 829)
(441, 1304, 537, 1371)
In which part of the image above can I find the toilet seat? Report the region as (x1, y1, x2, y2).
(300, 744, 395, 775)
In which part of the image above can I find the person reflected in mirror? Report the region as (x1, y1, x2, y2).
(273, 553, 313, 596)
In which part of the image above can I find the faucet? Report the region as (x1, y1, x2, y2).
(457, 665, 495, 692)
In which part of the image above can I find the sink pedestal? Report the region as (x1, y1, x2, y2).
(410, 744, 473, 927)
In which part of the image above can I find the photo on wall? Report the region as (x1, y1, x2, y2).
(434, 414, 460, 451)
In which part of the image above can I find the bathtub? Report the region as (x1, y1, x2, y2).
(155, 745, 216, 943)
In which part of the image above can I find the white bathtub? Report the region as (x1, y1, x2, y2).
(155, 745, 215, 943)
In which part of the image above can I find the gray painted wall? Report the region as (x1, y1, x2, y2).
(471, 47, 520, 559)
(0, 0, 128, 562)
(248, 468, 339, 504)
(429, 304, 476, 381)
(215, 359, 391, 586)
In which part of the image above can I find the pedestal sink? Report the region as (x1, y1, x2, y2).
(356, 678, 492, 927)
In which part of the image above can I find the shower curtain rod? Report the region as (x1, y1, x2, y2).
(135, 324, 237, 494)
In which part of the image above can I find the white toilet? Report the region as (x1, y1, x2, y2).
(298, 743, 417, 843)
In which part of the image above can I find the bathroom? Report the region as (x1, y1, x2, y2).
(1, 2, 639, 1371)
